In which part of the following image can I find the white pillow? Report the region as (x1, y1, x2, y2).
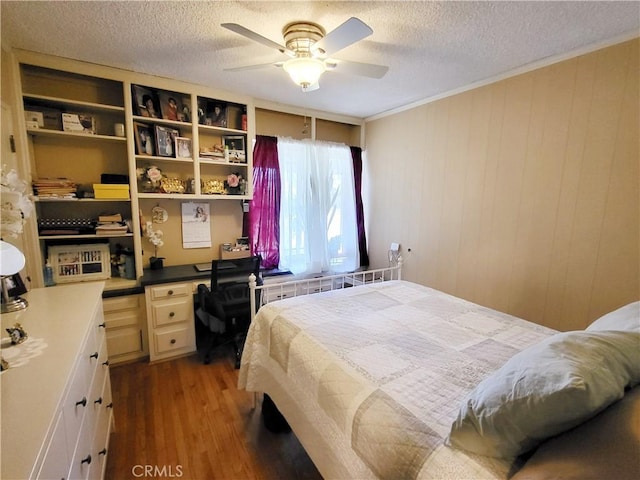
(446, 330, 640, 459)
(586, 301, 639, 332)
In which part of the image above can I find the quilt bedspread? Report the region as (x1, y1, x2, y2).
(239, 280, 557, 479)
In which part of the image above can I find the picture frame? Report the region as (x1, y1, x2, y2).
(158, 90, 181, 122)
(175, 137, 192, 159)
(134, 122, 155, 156)
(207, 101, 227, 127)
(132, 84, 160, 118)
(223, 135, 246, 163)
(178, 96, 191, 122)
(154, 125, 180, 157)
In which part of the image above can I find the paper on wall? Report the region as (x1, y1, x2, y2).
(181, 202, 211, 248)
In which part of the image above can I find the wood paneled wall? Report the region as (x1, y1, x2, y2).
(365, 39, 639, 331)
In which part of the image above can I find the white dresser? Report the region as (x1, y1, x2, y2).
(1, 282, 113, 480)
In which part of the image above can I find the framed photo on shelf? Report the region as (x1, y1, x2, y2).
(207, 102, 227, 127)
(134, 122, 155, 156)
(158, 90, 180, 121)
(223, 135, 246, 163)
(175, 137, 192, 159)
(154, 125, 180, 157)
(132, 84, 160, 118)
(178, 96, 191, 122)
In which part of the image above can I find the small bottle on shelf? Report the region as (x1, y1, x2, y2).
(43, 259, 55, 287)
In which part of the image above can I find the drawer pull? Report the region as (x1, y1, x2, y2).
(81, 455, 92, 465)
(98, 322, 106, 328)
(107, 402, 114, 409)
(90, 352, 99, 359)
(170, 338, 176, 344)
(99, 448, 107, 456)
(94, 397, 103, 405)
(168, 289, 174, 295)
(169, 311, 175, 317)
(76, 397, 87, 407)
(102, 360, 110, 366)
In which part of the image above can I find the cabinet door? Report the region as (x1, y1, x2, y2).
(103, 294, 147, 363)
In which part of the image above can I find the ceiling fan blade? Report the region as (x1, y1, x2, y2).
(328, 59, 389, 79)
(223, 61, 283, 72)
(221, 23, 294, 56)
(312, 17, 373, 57)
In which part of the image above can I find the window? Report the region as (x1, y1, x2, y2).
(276, 138, 359, 275)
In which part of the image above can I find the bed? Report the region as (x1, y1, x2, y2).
(239, 268, 640, 479)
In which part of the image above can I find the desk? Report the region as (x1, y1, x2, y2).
(140, 264, 291, 362)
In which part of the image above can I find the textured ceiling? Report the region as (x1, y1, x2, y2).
(1, 1, 638, 119)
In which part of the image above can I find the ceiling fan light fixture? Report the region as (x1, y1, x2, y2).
(283, 57, 326, 89)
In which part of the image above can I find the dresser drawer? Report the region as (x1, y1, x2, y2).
(36, 411, 69, 480)
(154, 326, 192, 354)
(149, 283, 190, 301)
(151, 299, 192, 328)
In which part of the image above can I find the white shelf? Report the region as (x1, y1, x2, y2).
(39, 233, 134, 240)
(137, 193, 249, 200)
(131, 115, 191, 129)
(27, 128, 126, 142)
(23, 93, 125, 112)
(198, 157, 248, 166)
(197, 123, 247, 135)
(36, 197, 130, 202)
(135, 155, 193, 163)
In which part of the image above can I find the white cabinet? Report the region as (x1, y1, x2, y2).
(103, 293, 148, 364)
(145, 282, 196, 362)
(1, 282, 113, 480)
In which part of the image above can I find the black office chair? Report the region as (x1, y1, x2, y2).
(195, 255, 261, 368)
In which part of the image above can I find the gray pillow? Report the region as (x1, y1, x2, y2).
(446, 330, 640, 459)
(586, 301, 639, 332)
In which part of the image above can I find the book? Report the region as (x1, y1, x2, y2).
(98, 213, 122, 223)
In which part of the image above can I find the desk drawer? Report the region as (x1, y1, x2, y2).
(154, 326, 192, 354)
(149, 283, 190, 301)
(151, 299, 192, 328)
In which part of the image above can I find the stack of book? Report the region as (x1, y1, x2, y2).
(32, 178, 77, 199)
(95, 213, 128, 236)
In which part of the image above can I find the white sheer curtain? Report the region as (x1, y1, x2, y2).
(278, 137, 359, 275)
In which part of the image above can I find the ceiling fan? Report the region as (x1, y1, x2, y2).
(221, 17, 389, 92)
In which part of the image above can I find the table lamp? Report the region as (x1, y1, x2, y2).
(0, 240, 28, 313)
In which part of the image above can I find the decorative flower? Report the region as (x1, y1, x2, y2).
(1, 166, 34, 238)
(147, 166, 163, 184)
(226, 173, 240, 188)
(145, 220, 164, 258)
(137, 165, 163, 185)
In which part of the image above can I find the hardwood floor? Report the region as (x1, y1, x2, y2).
(105, 350, 322, 480)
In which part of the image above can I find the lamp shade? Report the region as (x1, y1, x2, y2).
(0, 240, 25, 276)
(283, 57, 326, 88)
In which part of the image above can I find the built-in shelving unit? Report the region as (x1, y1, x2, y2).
(14, 51, 254, 289)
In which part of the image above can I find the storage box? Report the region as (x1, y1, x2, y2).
(219, 244, 251, 260)
(93, 183, 130, 199)
(24, 110, 44, 127)
(62, 113, 95, 134)
(49, 243, 111, 283)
